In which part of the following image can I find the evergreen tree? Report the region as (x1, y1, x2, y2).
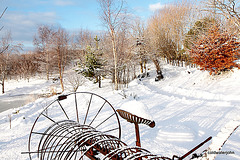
(185, 17, 216, 50)
(79, 46, 100, 77)
(78, 42, 105, 88)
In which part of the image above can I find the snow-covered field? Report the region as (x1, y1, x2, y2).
(0, 64, 239, 160)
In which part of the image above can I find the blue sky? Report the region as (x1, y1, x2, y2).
(0, 0, 176, 51)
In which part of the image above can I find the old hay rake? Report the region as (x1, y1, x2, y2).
(23, 92, 212, 160)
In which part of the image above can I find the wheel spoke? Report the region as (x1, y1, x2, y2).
(102, 127, 119, 134)
(88, 101, 106, 126)
(95, 113, 116, 129)
(83, 94, 93, 125)
(41, 113, 56, 123)
(28, 92, 121, 159)
(74, 93, 79, 123)
(57, 100, 69, 120)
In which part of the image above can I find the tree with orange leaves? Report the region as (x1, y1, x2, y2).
(190, 25, 240, 75)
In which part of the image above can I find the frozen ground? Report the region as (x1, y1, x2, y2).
(0, 64, 239, 160)
(0, 78, 55, 112)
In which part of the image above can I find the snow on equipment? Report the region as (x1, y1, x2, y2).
(23, 92, 213, 160)
(116, 109, 155, 147)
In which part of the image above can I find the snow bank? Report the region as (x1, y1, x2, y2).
(120, 100, 153, 121)
(202, 116, 240, 160)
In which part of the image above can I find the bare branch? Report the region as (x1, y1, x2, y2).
(0, 44, 9, 54)
(0, 7, 7, 19)
(0, 7, 8, 55)
(208, 0, 240, 28)
(97, 0, 127, 90)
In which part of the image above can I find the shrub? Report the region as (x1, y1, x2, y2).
(190, 25, 240, 75)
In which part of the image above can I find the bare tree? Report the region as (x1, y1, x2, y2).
(0, 32, 12, 94)
(146, 13, 170, 77)
(51, 27, 70, 92)
(147, 1, 192, 66)
(131, 18, 148, 74)
(208, 0, 240, 28)
(76, 29, 94, 49)
(0, 32, 21, 93)
(33, 25, 55, 80)
(66, 70, 85, 92)
(73, 29, 94, 65)
(0, 7, 8, 54)
(115, 23, 134, 87)
(0, 7, 7, 32)
(97, 0, 127, 90)
(14, 52, 40, 81)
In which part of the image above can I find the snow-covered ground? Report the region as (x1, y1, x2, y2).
(0, 78, 54, 113)
(0, 64, 239, 160)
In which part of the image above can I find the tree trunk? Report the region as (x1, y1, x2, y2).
(59, 74, 64, 92)
(111, 31, 118, 90)
(98, 75, 101, 88)
(59, 62, 64, 92)
(151, 58, 164, 81)
(140, 61, 143, 73)
(58, 50, 64, 92)
(143, 60, 147, 74)
(1, 74, 5, 94)
(152, 58, 161, 73)
(46, 50, 49, 80)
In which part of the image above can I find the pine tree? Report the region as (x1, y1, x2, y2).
(190, 25, 240, 75)
(184, 17, 215, 50)
(78, 46, 103, 81)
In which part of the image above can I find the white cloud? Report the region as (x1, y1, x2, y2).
(1, 11, 58, 51)
(149, 2, 165, 11)
(54, 0, 74, 6)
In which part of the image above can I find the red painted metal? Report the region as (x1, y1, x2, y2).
(116, 109, 155, 148)
(135, 123, 141, 147)
(116, 109, 155, 128)
(179, 136, 212, 160)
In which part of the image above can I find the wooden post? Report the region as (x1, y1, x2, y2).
(134, 123, 141, 147)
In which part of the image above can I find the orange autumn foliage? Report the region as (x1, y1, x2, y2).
(190, 26, 240, 75)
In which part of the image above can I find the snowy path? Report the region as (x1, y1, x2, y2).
(118, 66, 240, 159)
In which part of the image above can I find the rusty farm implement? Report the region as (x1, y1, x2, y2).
(22, 92, 217, 160)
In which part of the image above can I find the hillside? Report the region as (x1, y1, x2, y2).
(0, 64, 239, 160)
